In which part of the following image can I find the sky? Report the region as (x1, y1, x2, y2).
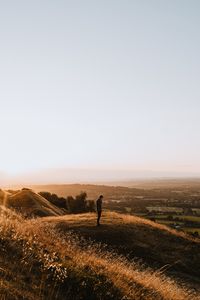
(0, 1, 200, 182)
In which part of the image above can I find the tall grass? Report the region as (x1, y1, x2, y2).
(0, 206, 198, 300)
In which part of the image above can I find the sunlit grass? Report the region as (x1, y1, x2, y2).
(44, 211, 198, 242)
(0, 207, 198, 299)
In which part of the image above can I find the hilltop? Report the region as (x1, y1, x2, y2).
(0, 206, 199, 300)
(43, 212, 200, 288)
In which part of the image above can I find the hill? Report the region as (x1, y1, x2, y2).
(19, 180, 200, 197)
(0, 189, 65, 217)
(0, 206, 199, 300)
(30, 183, 134, 198)
(43, 212, 200, 290)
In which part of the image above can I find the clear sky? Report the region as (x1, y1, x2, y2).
(0, 1, 200, 181)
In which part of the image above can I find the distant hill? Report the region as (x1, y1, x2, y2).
(0, 189, 65, 217)
(4, 176, 200, 191)
(27, 183, 138, 198)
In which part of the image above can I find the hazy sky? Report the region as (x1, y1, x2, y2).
(0, 1, 200, 179)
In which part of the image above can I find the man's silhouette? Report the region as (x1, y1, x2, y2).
(96, 195, 103, 226)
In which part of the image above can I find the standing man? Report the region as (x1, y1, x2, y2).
(96, 195, 103, 226)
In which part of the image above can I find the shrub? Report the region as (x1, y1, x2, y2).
(66, 192, 95, 213)
(39, 191, 66, 209)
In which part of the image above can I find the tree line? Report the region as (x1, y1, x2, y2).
(39, 191, 95, 213)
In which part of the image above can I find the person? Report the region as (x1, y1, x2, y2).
(96, 195, 103, 226)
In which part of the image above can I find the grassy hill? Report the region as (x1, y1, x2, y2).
(0, 189, 65, 217)
(43, 212, 200, 287)
(0, 203, 199, 299)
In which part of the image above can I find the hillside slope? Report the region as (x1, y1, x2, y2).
(0, 189, 65, 217)
(43, 212, 200, 289)
(0, 207, 198, 300)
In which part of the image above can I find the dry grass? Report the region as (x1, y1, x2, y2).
(0, 189, 64, 217)
(44, 212, 200, 285)
(0, 206, 199, 300)
(43, 211, 198, 242)
(44, 211, 198, 241)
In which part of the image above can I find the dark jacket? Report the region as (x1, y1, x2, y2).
(96, 198, 102, 211)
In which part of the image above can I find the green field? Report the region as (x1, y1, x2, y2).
(144, 214, 200, 223)
(137, 214, 200, 236)
(179, 216, 200, 222)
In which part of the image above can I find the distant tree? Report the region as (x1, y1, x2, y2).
(39, 191, 52, 201)
(66, 192, 94, 213)
(39, 191, 66, 209)
(66, 196, 75, 213)
(39, 191, 94, 214)
(86, 200, 95, 212)
(75, 192, 87, 212)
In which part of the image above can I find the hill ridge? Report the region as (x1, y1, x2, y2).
(0, 206, 198, 300)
